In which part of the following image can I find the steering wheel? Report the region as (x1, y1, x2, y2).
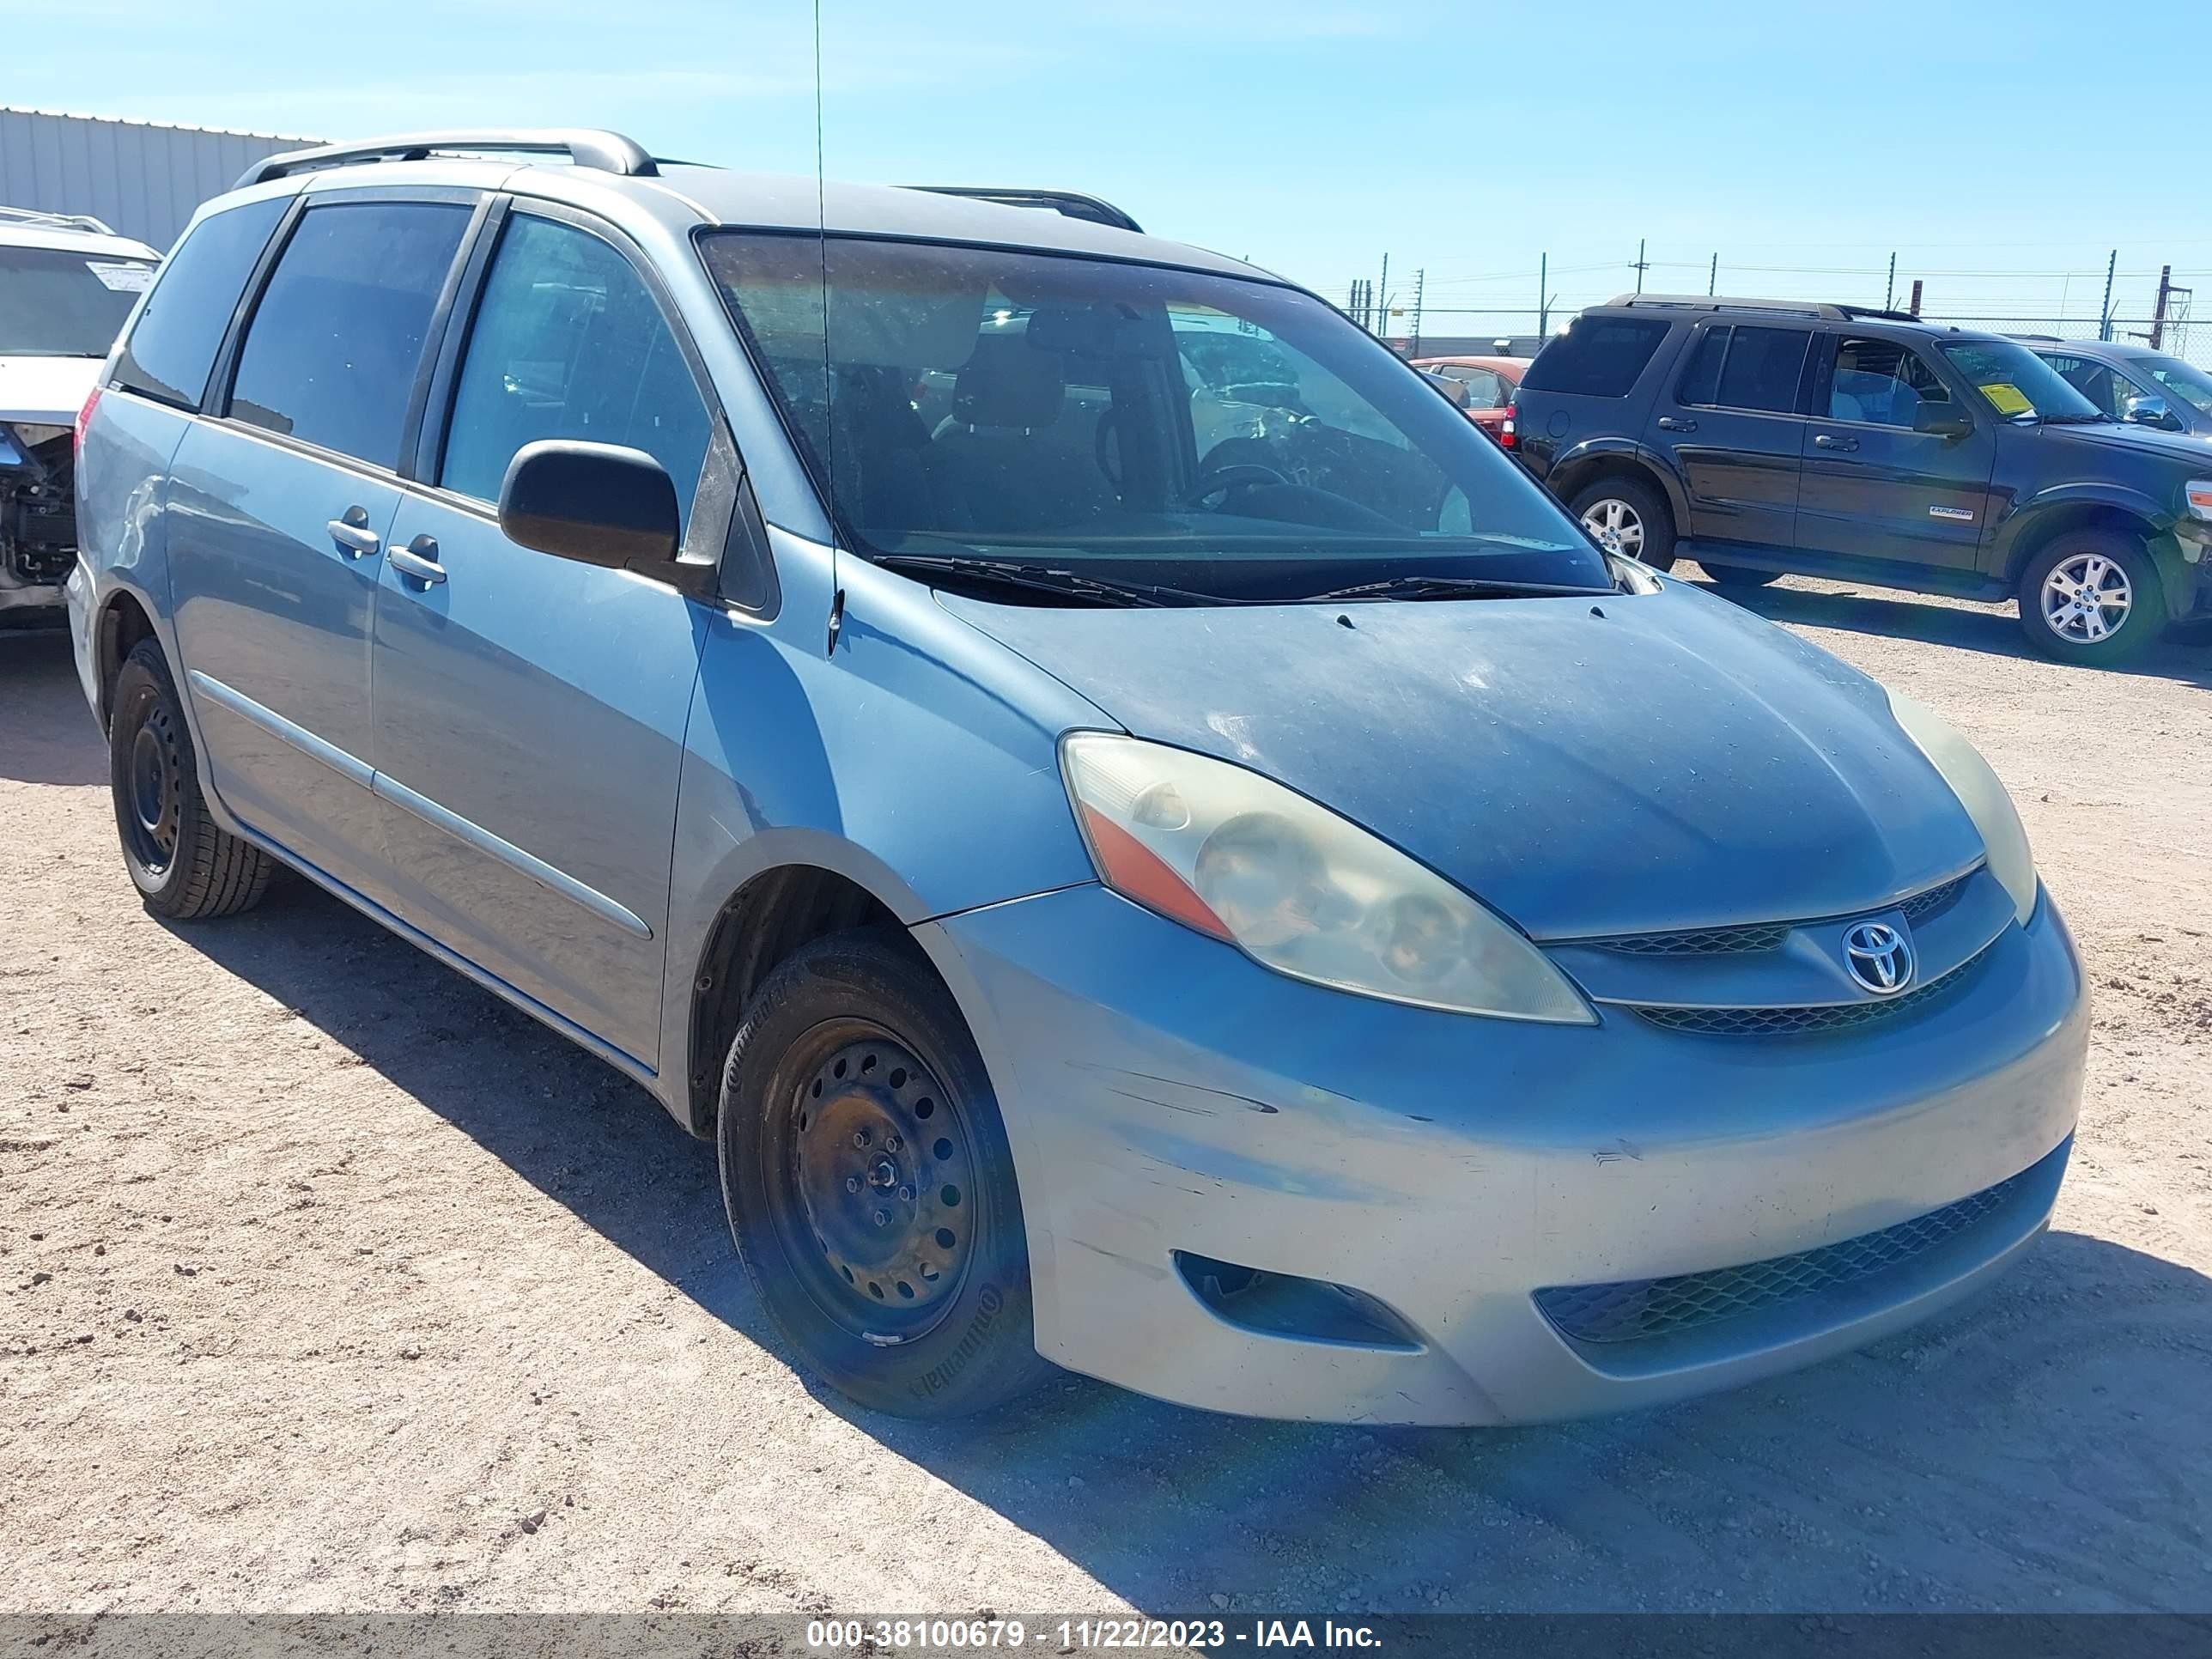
(1190, 461, 1291, 507)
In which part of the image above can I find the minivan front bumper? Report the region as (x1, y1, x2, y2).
(921, 882, 2087, 1425)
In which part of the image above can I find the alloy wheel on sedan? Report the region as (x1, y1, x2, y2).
(1579, 496, 1644, 559)
(2039, 551, 2132, 645)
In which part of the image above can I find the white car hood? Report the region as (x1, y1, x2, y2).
(0, 355, 101, 426)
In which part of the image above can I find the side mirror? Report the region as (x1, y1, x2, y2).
(498, 440, 702, 590)
(2123, 392, 2177, 430)
(1912, 403, 1974, 441)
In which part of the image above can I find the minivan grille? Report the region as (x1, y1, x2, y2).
(1589, 869, 1978, 959)
(1534, 1162, 2033, 1345)
(1630, 954, 1978, 1036)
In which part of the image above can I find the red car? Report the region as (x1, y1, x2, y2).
(1413, 355, 1529, 448)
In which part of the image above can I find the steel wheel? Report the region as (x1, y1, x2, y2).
(769, 1020, 975, 1344)
(1579, 495, 1644, 558)
(2039, 551, 2132, 644)
(124, 702, 184, 878)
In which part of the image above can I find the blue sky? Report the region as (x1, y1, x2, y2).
(16, 0, 2212, 331)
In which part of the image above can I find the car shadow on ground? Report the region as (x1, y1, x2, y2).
(0, 630, 109, 786)
(1684, 574, 2212, 690)
(15, 629, 2208, 1612)
(166, 870, 2212, 1613)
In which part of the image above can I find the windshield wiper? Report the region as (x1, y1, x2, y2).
(1299, 574, 1613, 604)
(2033, 411, 2110, 425)
(872, 553, 1217, 608)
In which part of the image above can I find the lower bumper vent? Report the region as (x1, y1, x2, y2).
(1534, 1160, 2037, 1346)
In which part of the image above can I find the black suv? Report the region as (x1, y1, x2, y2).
(1514, 295, 2212, 664)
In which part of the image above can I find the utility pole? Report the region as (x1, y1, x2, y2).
(2151, 264, 2173, 349)
(1410, 268, 1425, 358)
(1377, 253, 1389, 338)
(1885, 252, 1896, 311)
(1708, 253, 1717, 296)
(1538, 252, 1547, 337)
(1632, 238, 1650, 295)
(2099, 250, 2117, 342)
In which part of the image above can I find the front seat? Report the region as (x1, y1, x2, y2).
(925, 331, 1115, 534)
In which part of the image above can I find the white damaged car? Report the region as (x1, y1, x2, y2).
(0, 207, 158, 628)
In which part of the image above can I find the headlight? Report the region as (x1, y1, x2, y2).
(1887, 692, 2037, 925)
(1059, 732, 1595, 1023)
(2186, 479, 2212, 520)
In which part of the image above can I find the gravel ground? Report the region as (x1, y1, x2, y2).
(3, 578, 2208, 1617)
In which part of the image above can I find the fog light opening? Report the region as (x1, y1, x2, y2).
(1173, 1251, 1423, 1352)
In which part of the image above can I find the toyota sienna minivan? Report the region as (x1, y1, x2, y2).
(70, 130, 2086, 1424)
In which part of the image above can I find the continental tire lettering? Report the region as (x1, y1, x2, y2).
(910, 1283, 1006, 1398)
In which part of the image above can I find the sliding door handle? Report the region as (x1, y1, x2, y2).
(327, 513, 380, 557)
(388, 536, 446, 586)
(1813, 433, 1860, 452)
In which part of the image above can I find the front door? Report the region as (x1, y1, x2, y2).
(368, 206, 723, 1069)
(1651, 319, 1812, 551)
(1796, 334, 1998, 574)
(166, 198, 474, 897)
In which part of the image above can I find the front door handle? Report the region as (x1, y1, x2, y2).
(1813, 433, 1860, 452)
(328, 510, 380, 558)
(388, 535, 447, 586)
(1656, 416, 1698, 432)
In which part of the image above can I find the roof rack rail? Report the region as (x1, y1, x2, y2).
(1604, 293, 1925, 324)
(906, 185, 1142, 234)
(0, 204, 117, 236)
(235, 129, 658, 191)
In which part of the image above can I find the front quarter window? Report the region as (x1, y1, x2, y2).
(699, 231, 1608, 602)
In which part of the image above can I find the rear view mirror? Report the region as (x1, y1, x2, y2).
(499, 441, 697, 588)
(1913, 404, 1973, 441)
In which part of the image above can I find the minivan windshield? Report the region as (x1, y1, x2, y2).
(1936, 340, 2103, 422)
(0, 245, 156, 357)
(701, 234, 1609, 601)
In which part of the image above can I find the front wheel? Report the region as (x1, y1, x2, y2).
(2018, 532, 2165, 665)
(1569, 477, 1677, 573)
(718, 930, 1052, 1418)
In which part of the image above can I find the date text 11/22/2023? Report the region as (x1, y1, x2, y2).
(805, 1618, 1386, 1649)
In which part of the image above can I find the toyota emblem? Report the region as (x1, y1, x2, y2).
(1844, 921, 1915, 995)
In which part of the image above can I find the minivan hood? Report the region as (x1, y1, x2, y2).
(0, 354, 100, 425)
(945, 580, 1987, 939)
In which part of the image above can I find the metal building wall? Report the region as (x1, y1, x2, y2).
(0, 108, 316, 252)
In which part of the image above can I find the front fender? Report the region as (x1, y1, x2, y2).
(655, 536, 1115, 1116)
(1991, 483, 2169, 574)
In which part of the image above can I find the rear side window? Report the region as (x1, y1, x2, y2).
(109, 198, 285, 408)
(441, 214, 711, 530)
(1521, 316, 1669, 398)
(227, 201, 471, 470)
(1677, 324, 1810, 414)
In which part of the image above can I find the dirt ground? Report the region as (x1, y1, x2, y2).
(3, 576, 2209, 1617)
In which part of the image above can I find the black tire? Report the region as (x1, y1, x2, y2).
(1698, 561, 1783, 588)
(1567, 475, 1677, 572)
(2017, 531, 2166, 665)
(717, 929, 1052, 1418)
(107, 640, 274, 919)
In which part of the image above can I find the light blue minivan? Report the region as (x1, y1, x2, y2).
(71, 130, 2086, 1424)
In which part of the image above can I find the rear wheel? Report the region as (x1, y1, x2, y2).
(1569, 476, 1676, 572)
(1698, 561, 1783, 588)
(107, 640, 274, 919)
(718, 930, 1052, 1418)
(2018, 532, 2164, 665)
